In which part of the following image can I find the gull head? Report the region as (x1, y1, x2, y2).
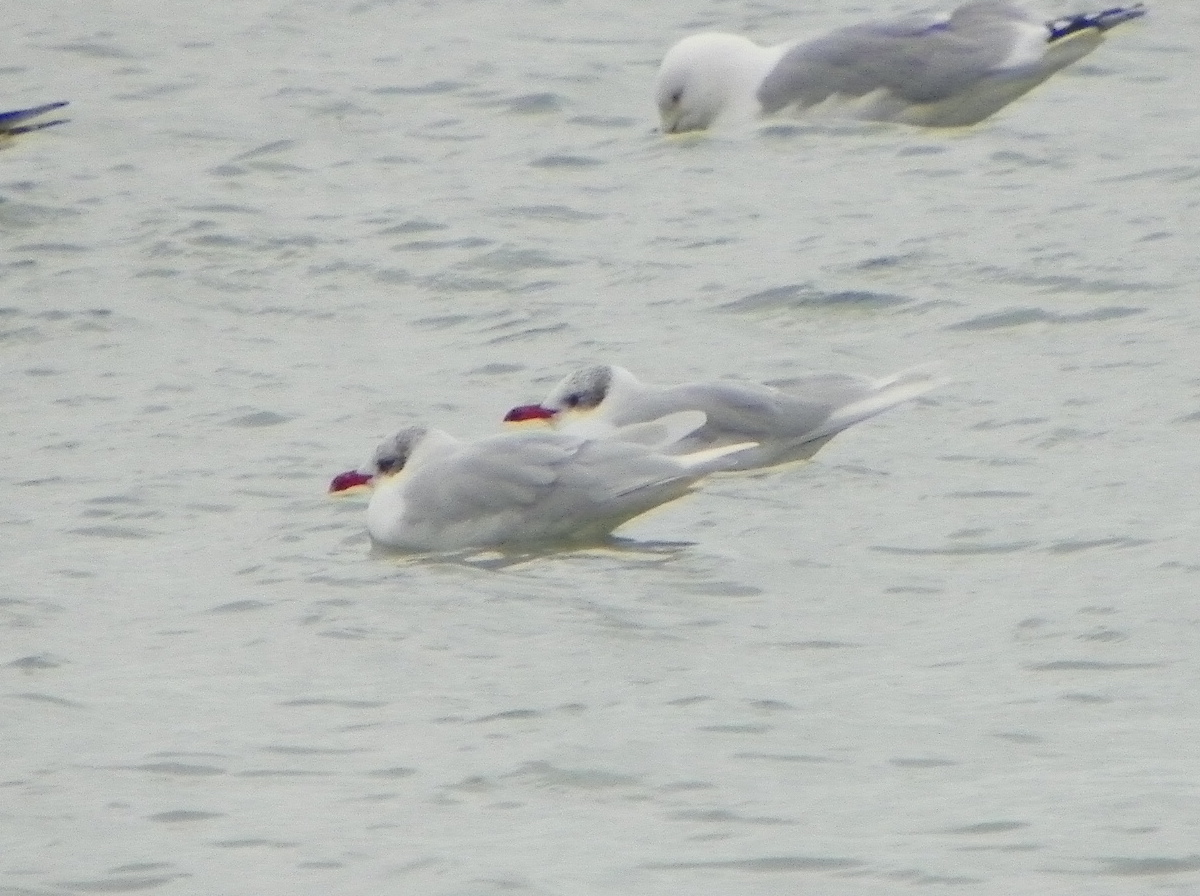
(370, 426, 431, 480)
(543, 364, 615, 414)
(329, 426, 433, 495)
(503, 364, 632, 430)
(655, 33, 775, 133)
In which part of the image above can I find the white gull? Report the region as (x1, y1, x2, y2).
(349, 417, 755, 552)
(504, 364, 943, 473)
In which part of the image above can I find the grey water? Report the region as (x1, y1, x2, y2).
(2, 1, 1198, 894)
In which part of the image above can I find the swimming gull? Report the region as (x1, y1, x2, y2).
(334, 418, 756, 552)
(655, 2, 1146, 132)
(504, 363, 943, 472)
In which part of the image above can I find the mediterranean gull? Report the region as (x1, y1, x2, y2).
(504, 364, 944, 473)
(337, 419, 756, 552)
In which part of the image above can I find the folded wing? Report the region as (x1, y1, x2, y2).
(759, 5, 1037, 110)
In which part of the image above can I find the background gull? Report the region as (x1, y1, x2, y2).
(655, 1, 1146, 132)
(504, 364, 944, 473)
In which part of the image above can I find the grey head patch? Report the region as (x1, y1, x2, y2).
(550, 365, 613, 412)
(373, 426, 428, 475)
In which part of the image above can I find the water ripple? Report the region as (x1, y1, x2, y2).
(947, 306, 1145, 330)
(644, 856, 865, 873)
(722, 283, 911, 312)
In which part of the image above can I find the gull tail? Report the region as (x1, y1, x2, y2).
(1047, 4, 1146, 43)
(605, 440, 758, 501)
(0, 101, 70, 136)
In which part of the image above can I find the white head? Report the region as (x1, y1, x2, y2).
(369, 426, 429, 479)
(655, 33, 777, 133)
(364, 425, 462, 546)
(367, 425, 462, 486)
(540, 364, 647, 424)
(330, 426, 434, 496)
(503, 365, 644, 433)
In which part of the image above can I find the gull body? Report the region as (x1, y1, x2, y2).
(328, 412, 712, 496)
(655, 2, 1146, 132)
(363, 422, 754, 552)
(506, 364, 942, 473)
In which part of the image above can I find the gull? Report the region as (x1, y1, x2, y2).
(327, 411, 714, 494)
(655, 2, 1146, 133)
(504, 364, 943, 472)
(335, 416, 755, 552)
(0, 101, 69, 138)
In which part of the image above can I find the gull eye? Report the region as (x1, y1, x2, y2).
(563, 393, 582, 409)
(671, 90, 683, 105)
(376, 457, 399, 474)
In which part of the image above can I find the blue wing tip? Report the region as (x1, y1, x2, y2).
(1047, 4, 1147, 42)
(0, 101, 70, 135)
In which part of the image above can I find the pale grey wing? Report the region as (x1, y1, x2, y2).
(606, 411, 708, 451)
(461, 438, 699, 536)
(492, 439, 691, 508)
(401, 432, 583, 526)
(765, 372, 878, 409)
(669, 380, 835, 443)
(757, 5, 1028, 111)
(564, 438, 696, 503)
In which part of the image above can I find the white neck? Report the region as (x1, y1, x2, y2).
(365, 429, 460, 547)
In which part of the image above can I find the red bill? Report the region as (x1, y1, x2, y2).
(329, 469, 374, 493)
(503, 404, 556, 423)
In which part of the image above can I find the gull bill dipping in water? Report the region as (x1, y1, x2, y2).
(655, 2, 1146, 133)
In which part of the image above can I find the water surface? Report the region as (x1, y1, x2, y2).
(3, 2, 1198, 894)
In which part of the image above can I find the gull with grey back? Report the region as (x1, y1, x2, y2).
(504, 364, 943, 472)
(655, 2, 1146, 133)
(360, 418, 757, 552)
